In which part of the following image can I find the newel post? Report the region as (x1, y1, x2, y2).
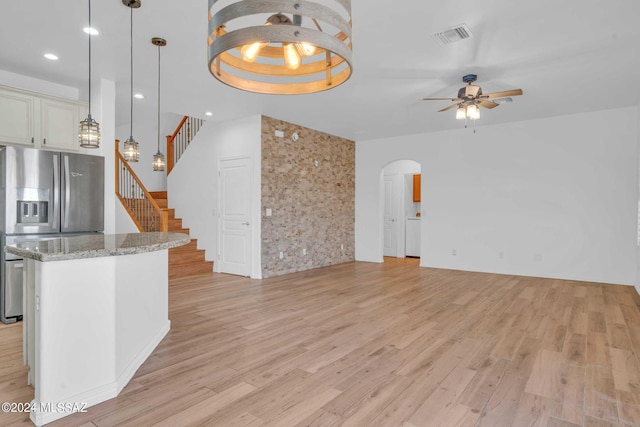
(115, 139, 120, 195)
(160, 208, 169, 232)
(166, 135, 174, 175)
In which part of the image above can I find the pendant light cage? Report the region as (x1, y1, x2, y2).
(152, 37, 166, 172)
(208, 0, 353, 95)
(79, 116, 101, 148)
(152, 151, 166, 171)
(123, 138, 140, 162)
(79, 0, 100, 148)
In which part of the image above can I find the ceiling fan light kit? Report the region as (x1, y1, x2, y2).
(207, 0, 353, 95)
(424, 74, 523, 122)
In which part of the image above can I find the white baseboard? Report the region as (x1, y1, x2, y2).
(116, 320, 171, 393)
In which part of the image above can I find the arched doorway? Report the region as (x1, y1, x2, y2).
(381, 160, 422, 260)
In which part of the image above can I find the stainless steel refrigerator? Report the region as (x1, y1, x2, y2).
(0, 145, 104, 323)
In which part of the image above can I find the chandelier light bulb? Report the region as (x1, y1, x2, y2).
(296, 42, 316, 57)
(241, 41, 267, 62)
(283, 43, 301, 70)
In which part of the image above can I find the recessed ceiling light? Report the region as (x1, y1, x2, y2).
(134, 93, 144, 99)
(44, 53, 59, 61)
(83, 27, 99, 35)
(205, 112, 213, 116)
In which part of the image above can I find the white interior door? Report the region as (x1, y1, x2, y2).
(383, 175, 398, 256)
(219, 157, 251, 276)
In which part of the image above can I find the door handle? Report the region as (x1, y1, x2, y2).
(52, 154, 59, 229)
(242, 221, 250, 226)
(63, 155, 70, 228)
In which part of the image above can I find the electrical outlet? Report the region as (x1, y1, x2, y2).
(452, 249, 457, 256)
(341, 244, 344, 251)
(303, 248, 307, 256)
(275, 130, 284, 138)
(266, 208, 272, 217)
(279, 251, 284, 259)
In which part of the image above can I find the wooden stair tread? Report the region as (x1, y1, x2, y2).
(169, 251, 206, 265)
(169, 228, 190, 234)
(169, 261, 214, 279)
(170, 240, 199, 252)
(149, 191, 168, 199)
(168, 218, 183, 228)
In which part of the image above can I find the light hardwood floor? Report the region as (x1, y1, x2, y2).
(2, 258, 640, 426)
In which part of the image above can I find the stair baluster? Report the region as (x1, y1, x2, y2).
(166, 115, 205, 174)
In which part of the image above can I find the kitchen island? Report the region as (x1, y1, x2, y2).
(5, 232, 190, 426)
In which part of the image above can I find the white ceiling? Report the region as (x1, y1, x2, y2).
(1, 0, 638, 141)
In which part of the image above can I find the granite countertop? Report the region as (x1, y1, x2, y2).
(4, 232, 190, 262)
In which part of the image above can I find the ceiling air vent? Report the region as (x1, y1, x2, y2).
(433, 24, 473, 45)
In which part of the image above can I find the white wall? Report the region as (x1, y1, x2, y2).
(115, 201, 139, 234)
(636, 104, 640, 294)
(95, 78, 117, 234)
(357, 107, 638, 285)
(167, 115, 262, 278)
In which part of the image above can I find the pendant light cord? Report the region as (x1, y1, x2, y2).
(157, 44, 161, 152)
(88, 0, 92, 117)
(129, 6, 134, 138)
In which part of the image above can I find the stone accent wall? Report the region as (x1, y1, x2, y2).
(261, 116, 355, 278)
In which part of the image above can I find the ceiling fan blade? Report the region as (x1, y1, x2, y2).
(423, 97, 461, 102)
(477, 99, 500, 109)
(481, 89, 523, 99)
(438, 103, 460, 112)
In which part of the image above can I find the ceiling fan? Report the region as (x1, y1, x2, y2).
(423, 74, 523, 120)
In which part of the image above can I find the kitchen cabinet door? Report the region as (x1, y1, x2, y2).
(41, 98, 78, 151)
(0, 88, 37, 146)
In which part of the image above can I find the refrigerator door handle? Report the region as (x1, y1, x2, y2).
(52, 154, 60, 231)
(63, 155, 70, 229)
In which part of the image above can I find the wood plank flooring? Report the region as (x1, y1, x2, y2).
(2, 258, 640, 426)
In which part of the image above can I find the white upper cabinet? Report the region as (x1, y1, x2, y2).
(41, 98, 78, 151)
(0, 85, 87, 152)
(0, 88, 36, 145)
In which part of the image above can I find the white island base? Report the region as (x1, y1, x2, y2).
(7, 232, 189, 426)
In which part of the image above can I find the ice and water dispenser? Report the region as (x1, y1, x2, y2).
(17, 201, 48, 224)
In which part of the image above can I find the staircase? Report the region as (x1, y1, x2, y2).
(116, 115, 209, 279)
(149, 191, 214, 279)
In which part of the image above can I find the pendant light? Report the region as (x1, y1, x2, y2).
(122, 0, 141, 162)
(208, 0, 353, 95)
(79, 0, 100, 148)
(152, 37, 166, 172)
